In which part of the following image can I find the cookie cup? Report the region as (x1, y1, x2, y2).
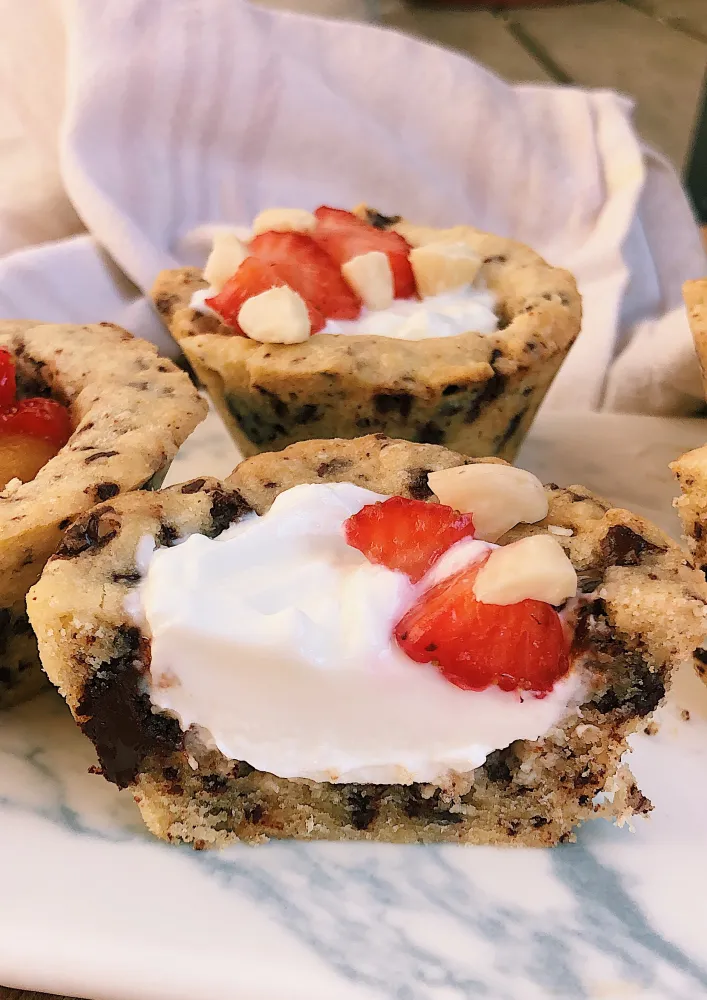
(0, 320, 206, 707)
(28, 436, 706, 847)
(152, 208, 580, 460)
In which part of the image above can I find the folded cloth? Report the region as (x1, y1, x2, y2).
(0, 0, 705, 415)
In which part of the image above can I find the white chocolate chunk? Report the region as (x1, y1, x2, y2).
(428, 464, 548, 541)
(410, 241, 482, 297)
(473, 534, 577, 606)
(203, 232, 249, 292)
(252, 208, 317, 236)
(341, 251, 394, 311)
(237, 286, 311, 344)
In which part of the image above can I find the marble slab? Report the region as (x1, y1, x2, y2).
(2, 408, 707, 1000)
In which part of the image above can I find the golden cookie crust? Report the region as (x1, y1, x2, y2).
(670, 279, 707, 684)
(151, 207, 580, 461)
(0, 320, 206, 707)
(28, 436, 706, 848)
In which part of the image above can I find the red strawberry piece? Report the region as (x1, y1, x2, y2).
(250, 232, 359, 324)
(395, 562, 569, 695)
(205, 257, 287, 333)
(0, 397, 72, 448)
(344, 495, 475, 583)
(0, 349, 16, 410)
(313, 206, 416, 300)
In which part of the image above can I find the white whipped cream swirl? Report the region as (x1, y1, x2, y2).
(135, 483, 582, 785)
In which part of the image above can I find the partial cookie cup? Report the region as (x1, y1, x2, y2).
(28, 435, 707, 848)
(0, 320, 206, 707)
(151, 207, 580, 460)
(671, 278, 707, 685)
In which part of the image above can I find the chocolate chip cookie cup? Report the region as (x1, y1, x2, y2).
(28, 435, 706, 848)
(151, 206, 580, 460)
(0, 320, 206, 707)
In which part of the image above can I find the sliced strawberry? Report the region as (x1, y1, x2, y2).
(0, 397, 72, 448)
(313, 206, 416, 300)
(395, 562, 569, 695)
(344, 496, 475, 583)
(205, 257, 287, 333)
(0, 349, 16, 410)
(250, 232, 359, 324)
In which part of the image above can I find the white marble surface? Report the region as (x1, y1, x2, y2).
(2, 408, 707, 1000)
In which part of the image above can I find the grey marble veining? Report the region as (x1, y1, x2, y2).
(2, 673, 707, 1000)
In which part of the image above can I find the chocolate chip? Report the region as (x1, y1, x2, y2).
(407, 468, 433, 500)
(226, 394, 285, 447)
(208, 488, 252, 537)
(181, 478, 206, 494)
(156, 523, 179, 547)
(578, 795, 590, 807)
(316, 457, 353, 478)
(601, 525, 665, 567)
(373, 393, 413, 419)
(254, 386, 288, 419)
(294, 403, 320, 424)
(483, 748, 514, 785)
(94, 483, 120, 502)
(573, 601, 666, 718)
(577, 572, 603, 595)
(415, 422, 445, 445)
(531, 815, 549, 828)
(404, 788, 462, 825)
(365, 209, 401, 230)
(111, 571, 141, 585)
(84, 450, 120, 464)
(154, 293, 179, 316)
(58, 517, 72, 530)
(464, 359, 505, 424)
(495, 407, 528, 452)
(202, 774, 228, 793)
(54, 508, 121, 558)
(347, 788, 381, 830)
(244, 802, 264, 824)
(78, 625, 183, 788)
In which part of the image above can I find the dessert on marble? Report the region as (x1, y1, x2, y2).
(151, 205, 581, 460)
(0, 320, 207, 708)
(28, 435, 706, 848)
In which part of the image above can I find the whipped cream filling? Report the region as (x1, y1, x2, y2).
(134, 483, 583, 785)
(190, 285, 498, 340)
(321, 286, 498, 339)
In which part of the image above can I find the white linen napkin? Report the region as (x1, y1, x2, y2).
(0, 0, 705, 415)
